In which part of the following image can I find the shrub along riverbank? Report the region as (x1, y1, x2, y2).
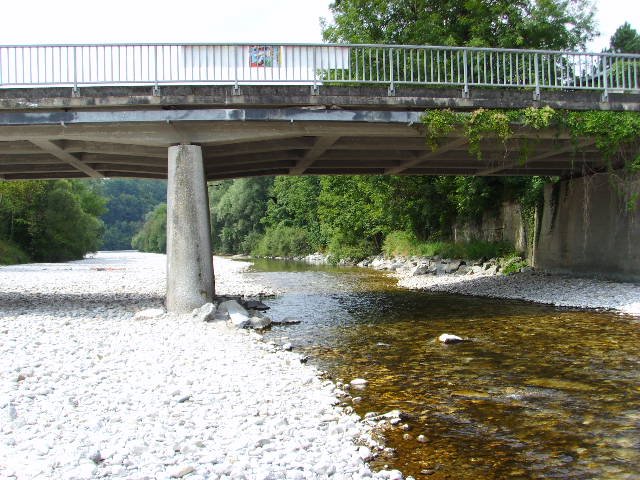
(0, 180, 106, 264)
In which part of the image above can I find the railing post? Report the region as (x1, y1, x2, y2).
(533, 53, 541, 101)
(72, 46, 80, 97)
(153, 45, 160, 96)
(311, 46, 319, 95)
(388, 47, 395, 96)
(462, 49, 469, 98)
(602, 56, 609, 102)
(233, 45, 241, 96)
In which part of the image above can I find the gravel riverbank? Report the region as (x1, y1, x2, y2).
(395, 268, 640, 316)
(0, 252, 400, 480)
(301, 252, 640, 316)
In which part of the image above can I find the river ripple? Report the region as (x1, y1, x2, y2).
(244, 259, 640, 480)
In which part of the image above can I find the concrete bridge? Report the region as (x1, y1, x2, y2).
(1, 43, 639, 310)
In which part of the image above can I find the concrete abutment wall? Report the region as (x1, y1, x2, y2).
(452, 172, 640, 281)
(535, 172, 640, 281)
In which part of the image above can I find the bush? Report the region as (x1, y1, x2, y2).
(0, 239, 30, 265)
(327, 237, 377, 264)
(500, 255, 529, 275)
(252, 225, 312, 257)
(382, 231, 517, 259)
(382, 231, 420, 257)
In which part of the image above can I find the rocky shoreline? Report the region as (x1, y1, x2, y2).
(0, 252, 405, 480)
(296, 252, 640, 316)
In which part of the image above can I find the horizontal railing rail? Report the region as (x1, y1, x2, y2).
(0, 43, 638, 97)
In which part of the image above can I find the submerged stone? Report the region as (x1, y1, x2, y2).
(526, 378, 595, 392)
(438, 333, 466, 344)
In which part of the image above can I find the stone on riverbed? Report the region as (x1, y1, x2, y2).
(411, 263, 433, 276)
(132, 308, 165, 320)
(191, 303, 216, 322)
(438, 333, 467, 344)
(217, 300, 250, 328)
(249, 316, 272, 330)
(272, 316, 302, 325)
(0, 252, 394, 480)
(244, 299, 270, 311)
(350, 378, 368, 389)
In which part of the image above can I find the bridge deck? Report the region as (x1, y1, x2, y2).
(0, 85, 638, 180)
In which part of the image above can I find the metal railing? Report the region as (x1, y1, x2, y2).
(0, 43, 638, 97)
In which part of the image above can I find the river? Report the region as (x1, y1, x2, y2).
(243, 259, 640, 480)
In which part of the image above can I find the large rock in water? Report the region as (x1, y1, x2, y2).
(249, 316, 272, 330)
(438, 333, 466, 344)
(217, 300, 250, 328)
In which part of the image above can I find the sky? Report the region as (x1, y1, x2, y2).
(0, 0, 637, 52)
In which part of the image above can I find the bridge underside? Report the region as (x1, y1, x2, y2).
(0, 85, 637, 181)
(0, 116, 614, 181)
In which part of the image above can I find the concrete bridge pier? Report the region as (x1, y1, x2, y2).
(166, 144, 215, 313)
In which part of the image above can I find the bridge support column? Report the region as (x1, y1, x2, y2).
(166, 144, 214, 313)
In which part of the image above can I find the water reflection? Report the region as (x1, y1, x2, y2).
(245, 259, 640, 479)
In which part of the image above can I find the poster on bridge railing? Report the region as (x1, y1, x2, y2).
(249, 45, 280, 68)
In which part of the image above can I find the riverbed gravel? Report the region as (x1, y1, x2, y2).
(396, 269, 640, 316)
(0, 252, 397, 480)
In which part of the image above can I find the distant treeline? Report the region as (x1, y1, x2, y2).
(130, 175, 545, 261)
(0, 178, 166, 265)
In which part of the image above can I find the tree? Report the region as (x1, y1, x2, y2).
(0, 180, 106, 262)
(610, 22, 640, 53)
(318, 176, 400, 258)
(209, 177, 274, 254)
(323, 0, 596, 50)
(92, 179, 167, 250)
(263, 176, 324, 250)
(131, 203, 167, 253)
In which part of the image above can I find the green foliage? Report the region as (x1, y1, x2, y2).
(466, 109, 512, 160)
(521, 106, 557, 130)
(382, 231, 420, 257)
(500, 255, 528, 275)
(565, 111, 640, 162)
(92, 179, 166, 250)
(323, 0, 595, 50)
(610, 22, 640, 53)
(252, 225, 312, 257)
(382, 231, 516, 259)
(318, 175, 399, 256)
(263, 176, 325, 250)
(209, 177, 274, 254)
(327, 234, 378, 264)
(0, 239, 30, 265)
(0, 180, 106, 262)
(420, 109, 460, 150)
(420, 107, 563, 162)
(131, 203, 167, 253)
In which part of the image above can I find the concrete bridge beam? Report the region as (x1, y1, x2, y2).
(166, 144, 214, 313)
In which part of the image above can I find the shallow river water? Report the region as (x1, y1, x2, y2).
(245, 259, 640, 480)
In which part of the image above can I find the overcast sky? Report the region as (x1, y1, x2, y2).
(0, 0, 637, 52)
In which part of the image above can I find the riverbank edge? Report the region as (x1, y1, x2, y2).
(243, 253, 640, 317)
(0, 252, 407, 480)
